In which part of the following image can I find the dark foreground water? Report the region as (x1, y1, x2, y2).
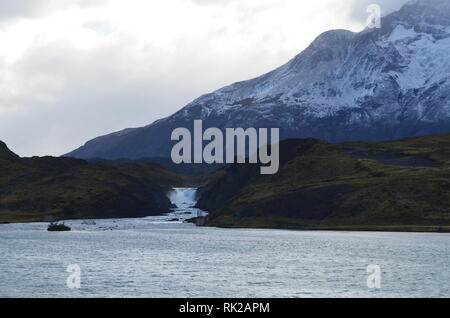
(0, 189, 448, 298)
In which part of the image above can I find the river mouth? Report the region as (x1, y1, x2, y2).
(0, 188, 208, 232)
(71, 187, 208, 230)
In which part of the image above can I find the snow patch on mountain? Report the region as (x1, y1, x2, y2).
(65, 0, 450, 160)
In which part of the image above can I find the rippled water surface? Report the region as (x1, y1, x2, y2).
(0, 189, 448, 298)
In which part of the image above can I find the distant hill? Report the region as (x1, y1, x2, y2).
(0, 141, 19, 161)
(0, 142, 182, 223)
(196, 133, 450, 232)
(86, 157, 225, 176)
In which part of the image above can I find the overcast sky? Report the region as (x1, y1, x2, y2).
(0, 0, 409, 157)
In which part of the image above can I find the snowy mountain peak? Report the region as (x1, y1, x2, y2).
(66, 1, 450, 160)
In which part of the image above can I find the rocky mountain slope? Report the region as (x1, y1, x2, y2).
(0, 142, 181, 223)
(0, 141, 19, 161)
(196, 133, 450, 232)
(66, 0, 450, 160)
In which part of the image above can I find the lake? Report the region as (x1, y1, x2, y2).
(0, 188, 448, 298)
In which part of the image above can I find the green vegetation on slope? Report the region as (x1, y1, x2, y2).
(0, 143, 183, 223)
(198, 134, 450, 232)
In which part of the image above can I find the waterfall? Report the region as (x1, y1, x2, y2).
(166, 187, 208, 223)
(168, 188, 197, 209)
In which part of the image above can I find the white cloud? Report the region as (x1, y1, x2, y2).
(0, 0, 408, 156)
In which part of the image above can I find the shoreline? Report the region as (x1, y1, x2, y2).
(1, 215, 449, 234)
(205, 224, 450, 233)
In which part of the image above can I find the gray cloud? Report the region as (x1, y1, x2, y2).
(0, 30, 290, 156)
(0, 0, 49, 22)
(0, 0, 110, 22)
(0, 0, 413, 157)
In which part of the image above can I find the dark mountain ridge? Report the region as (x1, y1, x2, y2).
(0, 141, 19, 161)
(0, 141, 181, 223)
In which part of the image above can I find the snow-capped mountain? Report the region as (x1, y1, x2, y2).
(66, 0, 450, 160)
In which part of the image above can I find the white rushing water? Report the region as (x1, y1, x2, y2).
(0, 188, 448, 298)
(168, 188, 197, 209)
(167, 187, 206, 221)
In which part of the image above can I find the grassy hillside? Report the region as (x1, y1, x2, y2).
(198, 134, 450, 232)
(3, 133, 450, 230)
(0, 142, 183, 223)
